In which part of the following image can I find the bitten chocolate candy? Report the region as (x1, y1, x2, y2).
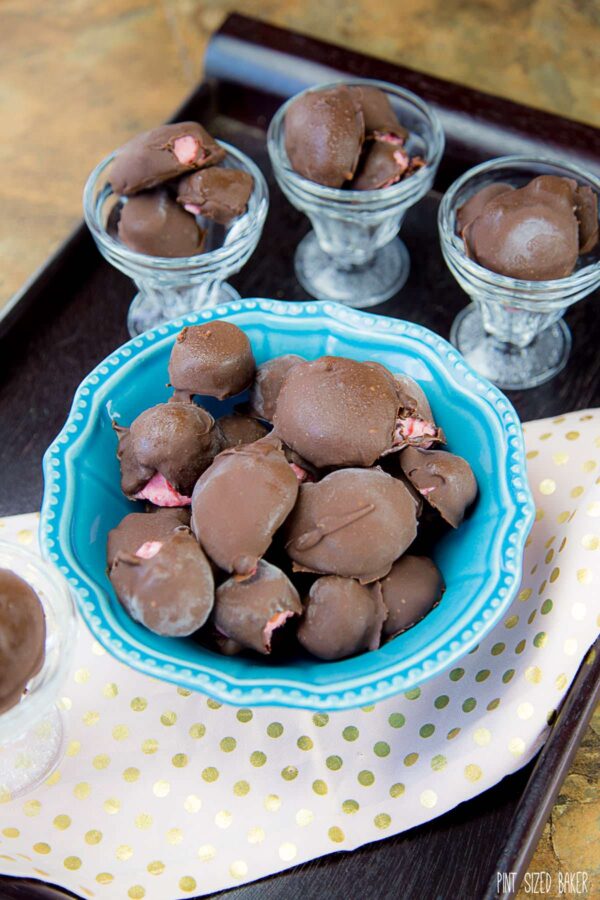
(110, 530, 214, 636)
(110, 122, 225, 195)
(177, 168, 253, 225)
(284, 85, 364, 188)
(399, 447, 477, 528)
(273, 356, 400, 468)
(285, 467, 418, 583)
(349, 85, 408, 141)
(168, 321, 255, 401)
(351, 141, 411, 190)
(248, 354, 305, 423)
(297, 576, 386, 660)
(118, 190, 206, 258)
(114, 401, 222, 502)
(107, 508, 190, 569)
(388, 374, 444, 451)
(217, 414, 269, 449)
(380, 555, 445, 638)
(462, 175, 585, 280)
(191, 435, 299, 576)
(0, 569, 46, 714)
(214, 560, 302, 655)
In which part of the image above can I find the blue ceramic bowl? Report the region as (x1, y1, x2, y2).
(41, 300, 534, 709)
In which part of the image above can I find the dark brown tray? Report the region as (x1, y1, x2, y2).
(0, 14, 599, 900)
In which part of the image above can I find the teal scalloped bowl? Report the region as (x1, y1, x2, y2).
(40, 300, 534, 709)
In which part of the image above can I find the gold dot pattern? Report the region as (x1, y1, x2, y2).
(0, 428, 597, 896)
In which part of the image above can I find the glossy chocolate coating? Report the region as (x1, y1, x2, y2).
(110, 530, 214, 636)
(177, 167, 253, 225)
(217, 413, 269, 449)
(248, 354, 305, 423)
(463, 175, 582, 280)
(118, 190, 206, 258)
(273, 356, 400, 468)
(110, 122, 225, 195)
(107, 508, 190, 569)
(456, 183, 514, 234)
(284, 85, 364, 188)
(298, 575, 386, 660)
(351, 141, 410, 190)
(399, 447, 477, 528)
(115, 401, 222, 498)
(191, 435, 299, 576)
(285, 467, 418, 583)
(168, 322, 256, 400)
(214, 560, 302, 655)
(575, 184, 599, 254)
(349, 85, 408, 141)
(380, 555, 445, 638)
(0, 569, 46, 714)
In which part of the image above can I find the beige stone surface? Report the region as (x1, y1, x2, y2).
(0, 1, 598, 891)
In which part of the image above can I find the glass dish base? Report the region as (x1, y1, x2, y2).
(294, 232, 410, 307)
(451, 305, 571, 390)
(0, 705, 65, 800)
(127, 282, 241, 337)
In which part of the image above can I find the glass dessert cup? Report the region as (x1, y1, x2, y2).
(438, 156, 600, 390)
(83, 142, 269, 337)
(0, 541, 76, 799)
(267, 79, 444, 308)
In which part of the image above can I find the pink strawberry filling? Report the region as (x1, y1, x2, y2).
(134, 472, 191, 507)
(263, 610, 295, 650)
(393, 416, 437, 447)
(419, 486, 436, 496)
(135, 540, 163, 559)
(184, 203, 202, 215)
(289, 462, 315, 483)
(172, 135, 200, 165)
(374, 131, 405, 146)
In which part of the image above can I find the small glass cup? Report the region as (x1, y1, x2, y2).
(438, 155, 600, 390)
(0, 541, 76, 799)
(267, 79, 444, 308)
(83, 142, 269, 336)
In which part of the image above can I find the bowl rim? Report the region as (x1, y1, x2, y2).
(40, 299, 534, 709)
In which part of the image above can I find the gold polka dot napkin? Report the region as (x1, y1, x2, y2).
(0, 410, 599, 900)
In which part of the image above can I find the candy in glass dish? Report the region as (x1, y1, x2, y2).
(0, 541, 76, 799)
(83, 123, 269, 337)
(438, 155, 600, 390)
(267, 80, 444, 308)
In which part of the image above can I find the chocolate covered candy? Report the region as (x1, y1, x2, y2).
(399, 447, 477, 528)
(574, 184, 599, 254)
(110, 122, 225, 195)
(214, 560, 302, 655)
(284, 85, 364, 188)
(380, 555, 445, 638)
(191, 435, 299, 576)
(217, 414, 269, 449)
(285, 467, 418, 583)
(0, 569, 46, 714)
(248, 354, 305, 423)
(107, 508, 190, 569)
(114, 401, 222, 504)
(349, 86, 408, 141)
(118, 190, 206, 258)
(177, 168, 253, 225)
(273, 356, 400, 468)
(351, 140, 411, 190)
(456, 183, 513, 234)
(388, 374, 444, 451)
(110, 530, 214, 636)
(298, 575, 386, 660)
(461, 175, 597, 280)
(168, 321, 255, 400)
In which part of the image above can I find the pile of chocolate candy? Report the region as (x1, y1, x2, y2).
(456, 174, 598, 280)
(107, 321, 478, 662)
(284, 84, 424, 189)
(107, 122, 253, 257)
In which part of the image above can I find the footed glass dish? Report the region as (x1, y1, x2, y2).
(438, 155, 600, 390)
(267, 80, 444, 307)
(83, 143, 269, 337)
(41, 300, 533, 710)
